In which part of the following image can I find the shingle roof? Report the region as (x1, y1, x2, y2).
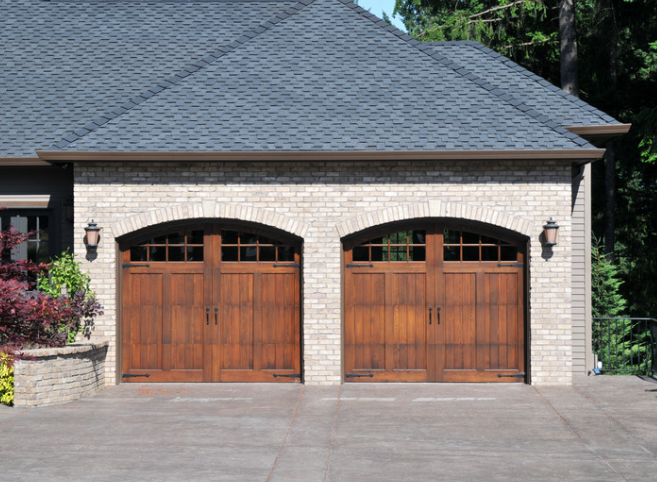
(0, 0, 300, 157)
(431, 41, 618, 127)
(1, 0, 619, 157)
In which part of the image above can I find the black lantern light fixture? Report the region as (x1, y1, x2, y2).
(543, 218, 559, 246)
(84, 220, 101, 249)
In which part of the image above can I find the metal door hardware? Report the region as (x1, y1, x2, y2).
(497, 373, 525, 378)
(346, 263, 374, 268)
(273, 373, 301, 378)
(122, 373, 151, 378)
(122, 263, 150, 268)
(345, 373, 374, 378)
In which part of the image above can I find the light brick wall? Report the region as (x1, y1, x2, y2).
(13, 340, 108, 407)
(74, 160, 573, 386)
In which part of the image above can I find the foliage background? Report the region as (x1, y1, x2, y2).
(394, 0, 657, 317)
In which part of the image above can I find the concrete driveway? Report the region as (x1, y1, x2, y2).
(1, 376, 656, 481)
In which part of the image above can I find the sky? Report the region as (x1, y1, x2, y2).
(356, 0, 407, 32)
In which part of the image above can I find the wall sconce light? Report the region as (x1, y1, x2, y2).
(543, 218, 559, 246)
(84, 220, 101, 249)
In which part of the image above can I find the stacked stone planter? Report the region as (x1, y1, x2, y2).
(13, 339, 109, 407)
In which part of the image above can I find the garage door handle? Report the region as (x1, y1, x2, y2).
(215, 307, 218, 325)
(428, 307, 432, 324)
(436, 307, 441, 324)
(206, 307, 210, 325)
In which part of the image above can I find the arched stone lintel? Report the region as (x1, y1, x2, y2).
(110, 202, 310, 239)
(336, 201, 535, 238)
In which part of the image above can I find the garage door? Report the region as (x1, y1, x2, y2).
(121, 223, 301, 382)
(344, 223, 526, 383)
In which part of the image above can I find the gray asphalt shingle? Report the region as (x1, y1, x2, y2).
(1, 0, 619, 157)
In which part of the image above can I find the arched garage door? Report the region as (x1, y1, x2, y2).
(120, 223, 301, 383)
(344, 222, 526, 383)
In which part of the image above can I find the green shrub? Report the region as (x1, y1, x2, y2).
(0, 353, 14, 406)
(37, 250, 96, 343)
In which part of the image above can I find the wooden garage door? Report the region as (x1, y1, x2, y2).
(121, 224, 301, 383)
(344, 224, 526, 383)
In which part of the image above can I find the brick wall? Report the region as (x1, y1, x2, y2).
(13, 340, 108, 407)
(73, 160, 573, 386)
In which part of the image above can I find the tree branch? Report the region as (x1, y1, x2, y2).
(469, 0, 527, 20)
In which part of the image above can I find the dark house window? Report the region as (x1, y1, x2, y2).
(0, 210, 56, 263)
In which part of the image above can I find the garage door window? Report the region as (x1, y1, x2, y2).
(129, 230, 204, 262)
(220, 230, 296, 262)
(443, 229, 518, 262)
(352, 230, 426, 262)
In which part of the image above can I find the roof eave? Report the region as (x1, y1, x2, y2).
(0, 157, 51, 167)
(36, 149, 607, 163)
(565, 124, 632, 147)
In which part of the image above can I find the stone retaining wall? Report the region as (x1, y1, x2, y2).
(13, 339, 109, 407)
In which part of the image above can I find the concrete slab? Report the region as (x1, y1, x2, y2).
(1, 377, 656, 481)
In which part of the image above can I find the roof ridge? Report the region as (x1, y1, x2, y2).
(334, 0, 593, 148)
(52, 0, 315, 150)
(435, 41, 618, 125)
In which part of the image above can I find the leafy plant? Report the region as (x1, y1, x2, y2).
(37, 251, 96, 342)
(0, 353, 14, 406)
(0, 224, 103, 357)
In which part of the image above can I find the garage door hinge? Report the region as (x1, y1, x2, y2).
(273, 263, 300, 268)
(346, 263, 374, 268)
(122, 263, 150, 268)
(497, 373, 525, 378)
(345, 373, 374, 378)
(122, 373, 151, 378)
(497, 263, 524, 268)
(273, 373, 301, 378)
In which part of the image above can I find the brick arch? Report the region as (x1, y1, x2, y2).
(335, 200, 535, 239)
(110, 201, 310, 239)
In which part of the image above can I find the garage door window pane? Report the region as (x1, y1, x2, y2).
(501, 246, 518, 261)
(278, 246, 295, 262)
(482, 246, 498, 261)
(187, 247, 204, 262)
(260, 246, 276, 262)
(169, 247, 185, 262)
(131, 247, 148, 262)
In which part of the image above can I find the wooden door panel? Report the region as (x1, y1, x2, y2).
(123, 273, 164, 372)
(345, 270, 428, 382)
(220, 273, 255, 371)
(345, 272, 386, 373)
(260, 272, 299, 371)
(392, 273, 427, 372)
(168, 273, 204, 371)
(479, 272, 524, 375)
(443, 273, 477, 372)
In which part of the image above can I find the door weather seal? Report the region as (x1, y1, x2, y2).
(122, 373, 151, 378)
(345, 373, 374, 378)
(273, 373, 301, 378)
(497, 373, 525, 378)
